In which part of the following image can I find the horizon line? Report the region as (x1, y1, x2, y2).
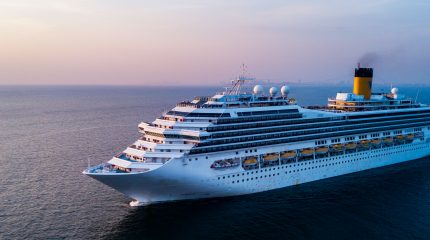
(1, 82, 429, 87)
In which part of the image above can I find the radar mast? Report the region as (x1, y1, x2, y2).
(226, 64, 255, 95)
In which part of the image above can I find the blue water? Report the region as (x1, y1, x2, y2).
(1, 85, 430, 239)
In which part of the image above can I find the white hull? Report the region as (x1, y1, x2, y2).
(85, 139, 430, 205)
(83, 66, 430, 205)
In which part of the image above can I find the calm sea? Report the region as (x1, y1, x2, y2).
(1, 85, 430, 240)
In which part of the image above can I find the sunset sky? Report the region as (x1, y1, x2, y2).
(1, 0, 430, 86)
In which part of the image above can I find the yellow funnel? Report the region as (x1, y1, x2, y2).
(353, 67, 373, 100)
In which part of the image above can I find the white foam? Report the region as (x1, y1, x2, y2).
(129, 200, 151, 207)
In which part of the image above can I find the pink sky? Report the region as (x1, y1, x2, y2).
(1, 0, 430, 85)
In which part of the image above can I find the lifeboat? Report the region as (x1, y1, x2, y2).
(345, 142, 357, 150)
(383, 137, 393, 144)
(331, 144, 344, 152)
(300, 148, 314, 157)
(406, 133, 414, 140)
(395, 135, 405, 142)
(281, 151, 296, 159)
(360, 140, 370, 148)
(371, 138, 381, 146)
(243, 157, 258, 166)
(315, 146, 329, 154)
(263, 154, 279, 162)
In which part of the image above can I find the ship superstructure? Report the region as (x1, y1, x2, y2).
(84, 66, 430, 206)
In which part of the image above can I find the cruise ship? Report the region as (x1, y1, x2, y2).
(84, 66, 430, 206)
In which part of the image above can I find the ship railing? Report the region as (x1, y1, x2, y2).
(86, 162, 152, 174)
(176, 102, 200, 108)
(86, 162, 114, 173)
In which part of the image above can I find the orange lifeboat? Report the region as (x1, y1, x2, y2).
(406, 133, 414, 140)
(263, 154, 278, 162)
(395, 135, 405, 142)
(371, 138, 381, 146)
(360, 140, 370, 148)
(281, 151, 296, 159)
(383, 137, 393, 144)
(243, 157, 258, 166)
(345, 142, 357, 150)
(300, 148, 314, 157)
(315, 146, 329, 154)
(331, 144, 344, 152)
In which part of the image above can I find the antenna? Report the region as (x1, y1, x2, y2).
(240, 63, 247, 76)
(415, 88, 421, 103)
(226, 63, 255, 95)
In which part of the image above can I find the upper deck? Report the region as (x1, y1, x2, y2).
(326, 87, 421, 112)
(175, 93, 296, 110)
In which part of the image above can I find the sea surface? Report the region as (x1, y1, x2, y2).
(1, 85, 430, 240)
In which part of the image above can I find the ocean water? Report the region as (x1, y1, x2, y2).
(1, 85, 430, 240)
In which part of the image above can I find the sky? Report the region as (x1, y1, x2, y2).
(1, 0, 430, 86)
